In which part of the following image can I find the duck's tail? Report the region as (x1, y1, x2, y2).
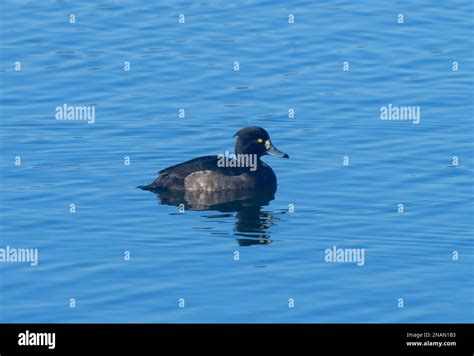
(137, 184, 155, 191)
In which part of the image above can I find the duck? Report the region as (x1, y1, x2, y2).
(140, 126, 288, 192)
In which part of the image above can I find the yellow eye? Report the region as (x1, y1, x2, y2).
(257, 138, 263, 143)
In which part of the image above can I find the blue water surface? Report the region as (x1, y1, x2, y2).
(0, 0, 473, 322)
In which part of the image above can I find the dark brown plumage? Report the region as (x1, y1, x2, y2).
(140, 127, 288, 192)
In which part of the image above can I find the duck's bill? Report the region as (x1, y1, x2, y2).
(266, 141, 289, 158)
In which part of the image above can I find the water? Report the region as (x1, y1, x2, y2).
(0, 0, 473, 323)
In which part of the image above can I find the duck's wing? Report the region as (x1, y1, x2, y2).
(158, 155, 219, 175)
(142, 155, 248, 191)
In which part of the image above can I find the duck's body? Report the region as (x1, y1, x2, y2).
(142, 155, 277, 191)
(141, 127, 288, 192)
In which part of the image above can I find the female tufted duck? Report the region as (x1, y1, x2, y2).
(140, 127, 288, 192)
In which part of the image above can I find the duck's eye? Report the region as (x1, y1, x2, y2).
(257, 138, 263, 143)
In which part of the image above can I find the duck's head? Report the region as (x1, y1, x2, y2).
(233, 127, 289, 159)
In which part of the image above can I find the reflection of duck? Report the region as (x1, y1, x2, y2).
(140, 127, 288, 192)
(156, 188, 275, 211)
(151, 188, 284, 246)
